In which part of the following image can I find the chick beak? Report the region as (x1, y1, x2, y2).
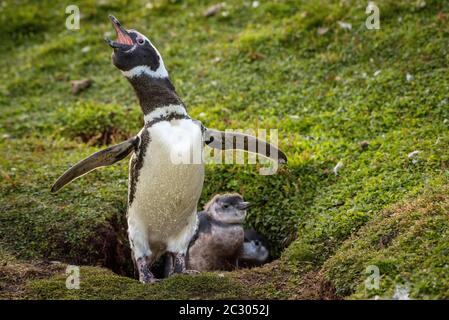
(236, 201, 251, 210)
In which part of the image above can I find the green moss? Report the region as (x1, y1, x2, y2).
(53, 101, 141, 144)
(24, 260, 329, 300)
(322, 180, 449, 299)
(27, 267, 247, 300)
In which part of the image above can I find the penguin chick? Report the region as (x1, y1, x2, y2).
(186, 194, 250, 272)
(238, 229, 270, 268)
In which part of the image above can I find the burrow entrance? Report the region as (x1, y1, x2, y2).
(88, 213, 287, 280)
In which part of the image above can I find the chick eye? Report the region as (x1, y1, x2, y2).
(137, 38, 145, 45)
(222, 204, 230, 209)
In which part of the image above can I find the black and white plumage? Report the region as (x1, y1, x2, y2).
(184, 194, 249, 272)
(51, 16, 287, 283)
(163, 195, 269, 274)
(107, 15, 205, 283)
(238, 229, 270, 268)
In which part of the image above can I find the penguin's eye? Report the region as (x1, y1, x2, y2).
(137, 38, 145, 45)
(222, 203, 230, 209)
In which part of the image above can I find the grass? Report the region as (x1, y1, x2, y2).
(322, 179, 449, 299)
(0, 0, 448, 299)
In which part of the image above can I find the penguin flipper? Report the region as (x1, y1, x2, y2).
(203, 128, 287, 164)
(51, 136, 139, 193)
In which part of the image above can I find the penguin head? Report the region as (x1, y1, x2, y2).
(240, 239, 270, 266)
(204, 193, 250, 224)
(239, 230, 270, 266)
(105, 15, 168, 78)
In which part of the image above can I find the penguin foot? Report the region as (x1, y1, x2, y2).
(173, 252, 187, 274)
(136, 257, 158, 284)
(139, 270, 159, 284)
(165, 251, 189, 276)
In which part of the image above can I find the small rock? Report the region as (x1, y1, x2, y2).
(374, 70, 381, 77)
(406, 73, 414, 82)
(71, 79, 92, 94)
(408, 150, 420, 164)
(408, 150, 420, 159)
(198, 112, 207, 118)
(317, 27, 329, 35)
(252, 1, 260, 8)
(439, 98, 448, 107)
(416, 0, 426, 9)
(437, 12, 448, 21)
(203, 3, 224, 17)
(333, 161, 344, 176)
(337, 21, 352, 30)
(81, 46, 90, 53)
(218, 273, 225, 278)
(360, 141, 369, 150)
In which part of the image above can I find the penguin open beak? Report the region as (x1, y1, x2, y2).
(236, 201, 252, 210)
(105, 15, 134, 50)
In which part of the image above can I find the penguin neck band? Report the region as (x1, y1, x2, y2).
(127, 76, 182, 116)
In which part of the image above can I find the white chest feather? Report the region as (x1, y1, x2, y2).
(128, 118, 205, 243)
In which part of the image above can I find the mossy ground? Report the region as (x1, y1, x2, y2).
(1, 0, 448, 299)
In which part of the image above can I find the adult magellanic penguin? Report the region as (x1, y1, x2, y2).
(51, 15, 287, 283)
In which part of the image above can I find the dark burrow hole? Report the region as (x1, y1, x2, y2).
(89, 213, 284, 280)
